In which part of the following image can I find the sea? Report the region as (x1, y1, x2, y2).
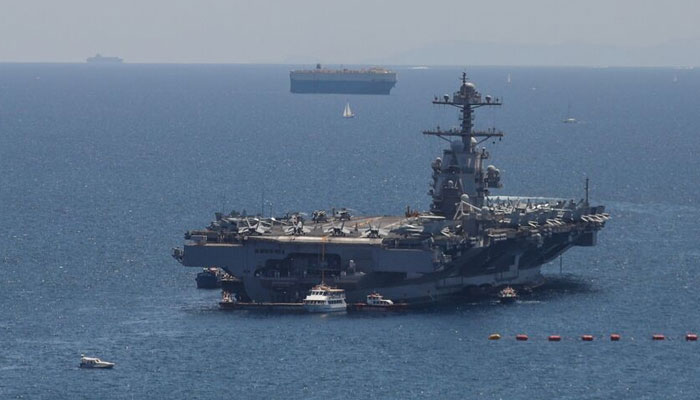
(1, 63, 700, 399)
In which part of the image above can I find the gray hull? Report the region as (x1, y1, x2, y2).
(177, 222, 598, 304)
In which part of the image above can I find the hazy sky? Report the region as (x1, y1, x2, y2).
(1, 0, 698, 65)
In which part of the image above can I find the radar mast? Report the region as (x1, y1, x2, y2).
(424, 73, 504, 217)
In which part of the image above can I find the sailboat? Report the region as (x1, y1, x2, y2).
(562, 102, 577, 124)
(342, 102, 354, 118)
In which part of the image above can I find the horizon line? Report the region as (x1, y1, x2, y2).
(0, 61, 697, 69)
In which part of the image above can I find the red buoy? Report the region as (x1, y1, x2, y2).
(516, 334, 528, 341)
(610, 334, 621, 341)
(581, 335, 594, 341)
(686, 333, 698, 341)
(548, 335, 561, 342)
(652, 334, 665, 341)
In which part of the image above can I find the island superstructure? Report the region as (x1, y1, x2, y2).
(173, 73, 608, 305)
(290, 64, 397, 94)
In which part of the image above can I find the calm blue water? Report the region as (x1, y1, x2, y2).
(2, 63, 700, 399)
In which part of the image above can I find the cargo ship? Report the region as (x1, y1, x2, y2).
(290, 64, 397, 94)
(172, 73, 608, 305)
(86, 54, 123, 63)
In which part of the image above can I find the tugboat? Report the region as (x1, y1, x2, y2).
(303, 284, 347, 313)
(347, 293, 408, 312)
(498, 286, 518, 304)
(79, 355, 115, 369)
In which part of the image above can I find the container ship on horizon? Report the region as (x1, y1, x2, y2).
(290, 64, 397, 94)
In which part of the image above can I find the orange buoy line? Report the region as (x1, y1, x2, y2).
(490, 333, 698, 341)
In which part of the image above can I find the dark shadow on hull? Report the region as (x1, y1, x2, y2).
(528, 273, 597, 299)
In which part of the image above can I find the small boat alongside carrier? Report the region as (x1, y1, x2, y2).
(219, 291, 304, 311)
(196, 267, 237, 289)
(347, 293, 408, 312)
(498, 286, 518, 304)
(218, 285, 348, 313)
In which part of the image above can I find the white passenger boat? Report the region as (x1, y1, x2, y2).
(303, 284, 347, 313)
(80, 355, 115, 369)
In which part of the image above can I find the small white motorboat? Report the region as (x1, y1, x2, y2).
(347, 292, 408, 312)
(80, 354, 115, 369)
(498, 286, 518, 304)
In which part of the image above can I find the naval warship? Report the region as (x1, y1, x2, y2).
(172, 73, 609, 304)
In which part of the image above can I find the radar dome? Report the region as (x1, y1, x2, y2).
(460, 81, 476, 96)
(461, 194, 470, 202)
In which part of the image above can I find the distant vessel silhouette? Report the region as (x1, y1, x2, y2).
(86, 54, 123, 63)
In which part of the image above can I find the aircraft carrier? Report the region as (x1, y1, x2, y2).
(290, 64, 397, 94)
(172, 73, 609, 304)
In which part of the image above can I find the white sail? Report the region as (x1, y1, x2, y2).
(563, 102, 577, 123)
(343, 102, 354, 118)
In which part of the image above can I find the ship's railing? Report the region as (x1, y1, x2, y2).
(487, 196, 568, 204)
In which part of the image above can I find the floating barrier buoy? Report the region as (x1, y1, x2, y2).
(482, 332, 700, 342)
